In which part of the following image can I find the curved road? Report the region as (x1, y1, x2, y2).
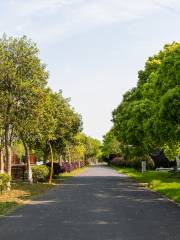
(0, 165, 180, 240)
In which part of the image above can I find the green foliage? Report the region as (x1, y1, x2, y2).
(84, 136, 101, 160)
(111, 42, 180, 161)
(101, 129, 121, 159)
(163, 143, 180, 161)
(0, 34, 84, 179)
(63, 133, 101, 163)
(111, 156, 155, 170)
(0, 173, 11, 193)
(0, 35, 48, 131)
(34, 148, 44, 162)
(66, 133, 86, 161)
(12, 142, 25, 159)
(0, 34, 48, 181)
(52, 91, 82, 156)
(35, 89, 82, 163)
(31, 165, 50, 183)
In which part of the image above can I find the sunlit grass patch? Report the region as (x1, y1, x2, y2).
(114, 166, 180, 203)
(60, 167, 87, 177)
(0, 167, 87, 216)
(54, 167, 87, 183)
(0, 182, 54, 216)
(0, 202, 18, 216)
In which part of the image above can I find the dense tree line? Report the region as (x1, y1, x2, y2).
(0, 35, 100, 186)
(102, 42, 180, 166)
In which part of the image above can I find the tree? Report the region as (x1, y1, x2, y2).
(52, 91, 82, 162)
(101, 129, 121, 160)
(112, 42, 180, 162)
(15, 87, 45, 183)
(84, 136, 101, 162)
(0, 35, 48, 186)
(65, 133, 86, 167)
(34, 89, 82, 183)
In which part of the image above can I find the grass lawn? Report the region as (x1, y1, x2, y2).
(56, 167, 87, 180)
(0, 167, 87, 216)
(113, 166, 180, 204)
(0, 182, 54, 216)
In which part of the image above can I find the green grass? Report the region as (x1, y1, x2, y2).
(53, 167, 87, 184)
(113, 166, 180, 203)
(0, 167, 87, 216)
(0, 182, 54, 216)
(59, 167, 87, 178)
(0, 202, 17, 216)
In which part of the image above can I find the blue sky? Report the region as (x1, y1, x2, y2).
(0, 0, 180, 140)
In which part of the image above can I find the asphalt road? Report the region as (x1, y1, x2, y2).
(0, 165, 180, 240)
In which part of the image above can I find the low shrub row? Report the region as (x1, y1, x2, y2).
(0, 160, 87, 189)
(60, 161, 86, 173)
(32, 160, 87, 183)
(111, 156, 155, 170)
(0, 173, 11, 193)
(31, 165, 50, 183)
(45, 160, 85, 176)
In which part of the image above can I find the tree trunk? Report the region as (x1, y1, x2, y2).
(48, 142, 54, 184)
(0, 136, 4, 173)
(23, 141, 33, 184)
(67, 146, 71, 163)
(0, 149, 4, 173)
(59, 155, 62, 166)
(4, 124, 11, 189)
(78, 159, 81, 168)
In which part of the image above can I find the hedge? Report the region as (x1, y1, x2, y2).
(111, 156, 155, 170)
(31, 165, 50, 183)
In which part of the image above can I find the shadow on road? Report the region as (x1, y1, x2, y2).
(0, 166, 180, 240)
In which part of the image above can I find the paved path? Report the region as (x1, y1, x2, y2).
(0, 165, 180, 240)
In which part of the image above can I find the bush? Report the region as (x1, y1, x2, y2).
(110, 157, 126, 167)
(31, 165, 50, 183)
(129, 156, 155, 170)
(111, 155, 155, 170)
(84, 160, 90, 167)
(46, 162, 61, 175)
(0, 173, 11, 193)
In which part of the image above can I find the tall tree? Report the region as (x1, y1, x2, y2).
(0, 35, 48, 186)
(16, 87, 45, 183)
(112, 42, 180, 161)
(102, 129, 122, 160)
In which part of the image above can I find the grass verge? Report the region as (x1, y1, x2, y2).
(113, 166, 180, 204)
(0, 167, 87, 216)
(0, 182, 54, 216)
(58, 167, 87, 179)
(53, 167, 87, 185)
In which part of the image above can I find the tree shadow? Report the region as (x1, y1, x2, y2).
(0, 173, 180, 240)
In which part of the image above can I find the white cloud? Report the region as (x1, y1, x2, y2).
(0, 0, 179, 42)
(9, 0, 71, 15)
(76, 0, 180, 25)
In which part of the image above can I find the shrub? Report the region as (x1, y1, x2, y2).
(31, 165, 50, 183)
(111, 157, 125, 166)
(46, 162, 61, 175)
(80, 161, 85, 168)
(84, 160, 90, 166)
(0, 173, 11, 193)
(111, 155, 155, 170)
